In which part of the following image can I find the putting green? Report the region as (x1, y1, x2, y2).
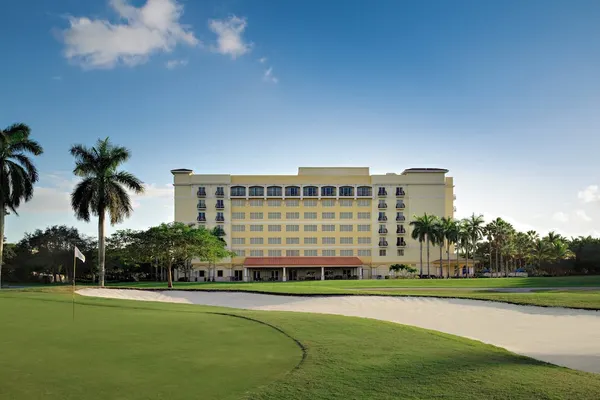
(0, 294, 302, 400)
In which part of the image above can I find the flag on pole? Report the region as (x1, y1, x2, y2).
(74, 246, 86, 263)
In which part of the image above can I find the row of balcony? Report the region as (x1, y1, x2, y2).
(378, 239, 407, 247)
(378, 226, 406, 234)
(378, 215, 406, 222)
(198, 201, 224, 210)
(378, 202, 405, 209)
(197, 186, 407, 198)
(197, 213, 225, 223)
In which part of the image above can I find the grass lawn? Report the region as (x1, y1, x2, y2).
(108, 276, 600, 310)
(2, 291, 600, 399)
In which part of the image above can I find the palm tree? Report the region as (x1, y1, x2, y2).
(457, 221, 470, 276)
(440, 217, 458, 278)
(528, 239, 552, 271)
(410, 214, 437, 277)
(464, 213, 485, 277)
(431, 217, 445, 277)
(70, 138, 145, 287)
(0, 123, 43, 288)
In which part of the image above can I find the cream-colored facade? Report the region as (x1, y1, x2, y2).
(172, 167, 456, 281)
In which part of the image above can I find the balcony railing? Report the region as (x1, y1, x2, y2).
(378, 241, 388, 247)
(396, 189, 405, 197)
(216, 204, 224, 210)
(197, 190, 206, 198)
(378, 190, 388, 197)
(215, 190, 224, 197)
(378, 216, 388, 222)
(197, 216, 206, 222)
(397, 240, 407, 247)
(396, 227, 406, 234)
(378, 203, 387, 209)
(396, 203, 405, 209)
(216, 216, 225, 223)
(396, 216, 405, 222)
(378, 229, 388, 234)
(197, 203, 206, 210)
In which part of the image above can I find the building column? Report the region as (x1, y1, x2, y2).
(243, 267, 248, 282)
(321, 266, 325, 280)
(282, 267, 287, 282)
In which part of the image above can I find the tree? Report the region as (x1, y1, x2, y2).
(528, 239, 552, 271)
(70, 138, 145, 287)
(463, 213, 485, 277)
(431, 217, 446, 277)
(410, 214, 437, 277)
(441, 217, 459, 278)
(0, 123, 44, 288)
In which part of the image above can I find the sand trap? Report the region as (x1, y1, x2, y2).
(78, 288, 600, 374)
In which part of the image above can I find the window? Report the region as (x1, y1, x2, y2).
(322, 237, 336, 244)
(217, 270, 223, 277)
(378, 187, 388, 196)
(358, 224, 371, 232)
(231, 199, 245, 207)
(304, 199, 317, 207)
(232, 238, 245, 245)
(340, 199, 353, 207)
(322, 212, 335, 219)
(232, 225, 245, 232)
(197, 186, 206, 196)
(379, 224, 387, 232)
(358, 212, 371, 219)
(250, 212, 263, 219)
(268, 212, 281, 219)
(267, 186, 282, 197)
(249, 186, 264, 197)
(249, 199, 263, 207)
(250, 237, 264, 245)
(286, 225, 300, 232)
(340, 237, 354, 244)
(286, 250, 300, 256)
(268, 225, 282, 232)
(339, 186, 354, 197)
(358, 237, 371, 244)
(321, 186, 336, 196)
(379, 249, 387, 256)
(197, 200, 206, 209)
(322, 250, 336, 256)
(197, 212, 206, 221)
(231, 186, 246, 196)
(397, 249, 405, 256)
(322, 199, 335, 207)
(285, 186, 300, 197)
(340, 224, 353, 232)
(304, 250, 318, 256)
(357, 199, 371, 207)
(378, 212, 387, 221)
(250, 225, 263, 232)
(233, 250, 245, 257)
(216, 186, 224, 195)
(303, 186, 318, 197)
(304, 224, 318, 232)
(268, 237, 282, 245)
(378, 200, 387, 208)
(396, 212, 405, 221)
(232, 212, 245, 220)
(216, 212, 224, 221)
(250, 250, 264, 257)
(358, 250, 371, 256)
(268, 250, 282, 257)
(286, 237, 300, 244)
(357, 186, 372, 197)
(268, 199, 281, 207)
(304, 212, 317, 219)
(322, 224, 335, 232)
(340, 212, 353, 219)
(340, 250, 353, 256)
(285, 200, 299, 207)
(304, 237, 317, 244)
(286, 212, 300, 219)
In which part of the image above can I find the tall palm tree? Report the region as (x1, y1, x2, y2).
(0, 123, 43, 288)
(464, 213, 485, 277)
(70, 138, 144, 287)
(528, 239, 552, 271)
(410, 214, 437, 277)
(484, 224, 494, 277)
(431, 217, 445, 277)
(441, 217, 458, 278)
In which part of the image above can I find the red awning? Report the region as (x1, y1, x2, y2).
(243, 256, 363, 267)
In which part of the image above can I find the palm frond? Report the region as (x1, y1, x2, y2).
(112, 171, 144, 193)
(105, 181, 133, 224)
(71, 179, 97, 222)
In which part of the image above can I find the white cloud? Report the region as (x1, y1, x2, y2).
(130, 183, 173, 208)
(165, 59, 188, 69)
(61, 0, 198, 69)
(578, 185, 600, 203)
(552, 211, 569, 223)
(52, 76, 62, 80)
(208, 16, 251, 59)
(263, 66, 278, 83)
(575, 209, 592, 222)
(258, 57, 267, 63)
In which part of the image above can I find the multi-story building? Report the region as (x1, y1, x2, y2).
(171, 167, 455, 281)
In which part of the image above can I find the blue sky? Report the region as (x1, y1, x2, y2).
(2, 0, 600, 241)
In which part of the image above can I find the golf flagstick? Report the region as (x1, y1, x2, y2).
(72, 250, 76, 321)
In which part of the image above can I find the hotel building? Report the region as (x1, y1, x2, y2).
(171, 167, 455, 281)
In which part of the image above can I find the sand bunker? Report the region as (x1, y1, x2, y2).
(78, 288, 600, 374)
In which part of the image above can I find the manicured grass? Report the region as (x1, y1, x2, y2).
(1, 291, 600, 399)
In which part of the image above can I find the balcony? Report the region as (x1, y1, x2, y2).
(397, 240, 407, 247)
(378, 203, 387, 209)
(214, 229, 226, 236)
(197, 190, 206, 198)
(216, 216, 225, 223)
(378, 228, 388, 234)
(216, 204, 224, 210)
(378, 241, 389, 247)
(396, 188, 405, 197)
(396, 216, 406, 222)
(215, 190, 225, 198)
(197, 203, 206, 210)
(378, 216, 388, 222)
(396, 202, 405, 209)
(197, 216, 206, 222)
(396, 227, 406, 234)
(378, 189, 388, 197)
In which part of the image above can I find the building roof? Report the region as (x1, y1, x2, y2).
(402, 168, 449, 174)
(170, 168, 193, 174)
(243, 256, 363, 267)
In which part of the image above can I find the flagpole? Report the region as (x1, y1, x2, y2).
(72, 250, 77, 321)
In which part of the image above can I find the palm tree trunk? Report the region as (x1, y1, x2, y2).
(495, 247, 499, 277)
(419, 241, 423, 277)
(439, 245, 443, 277)
(446, 242, 451, 279)
(0, 208, 4, 289)
(167, 259, 173, 288)
(98, 211, 106, 287)
(426, 234, 430, 277)
(465, 247, 469, 278)
(488, 243, 492, 278)
(455, 243, 460, 277)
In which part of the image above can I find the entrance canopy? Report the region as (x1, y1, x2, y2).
(243, 256, 363, 268)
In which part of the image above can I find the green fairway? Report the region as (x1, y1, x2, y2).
(1, 291, 600, 399)
(109, 275, 600, 309)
